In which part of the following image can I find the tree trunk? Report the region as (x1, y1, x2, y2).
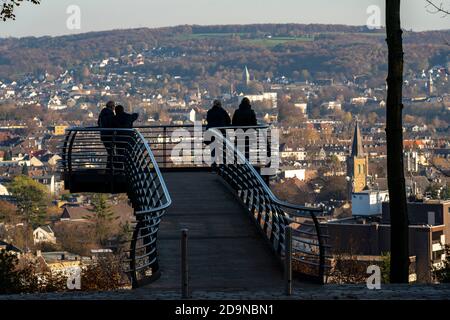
(386, 0, 409, 283)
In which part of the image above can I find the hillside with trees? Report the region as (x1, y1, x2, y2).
(0, 24, 448, 85)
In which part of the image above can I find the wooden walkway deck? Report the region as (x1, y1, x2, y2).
(144, 171, 289, 292)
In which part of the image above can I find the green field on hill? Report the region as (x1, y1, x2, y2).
(243, 36, 315, 47)
(176, 32, 246, 40)
(175, 33, 315, 46)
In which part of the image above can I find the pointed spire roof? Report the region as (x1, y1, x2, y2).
(351, 121, 365, 157)
(243, 66, 250, 85)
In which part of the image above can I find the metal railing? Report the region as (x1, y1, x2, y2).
(59, 124, 330, 285)
(60, 127, 172, 288)
(209, 128, 331, 283)
(135, 124, 273, 169)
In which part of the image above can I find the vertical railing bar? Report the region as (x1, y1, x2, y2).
(181, 229, 189, 299)
(163, 126, 167, 168)
(285, 225, 293, 296)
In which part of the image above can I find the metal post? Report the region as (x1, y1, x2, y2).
(163, 127, 167, 168)
(181, 229, 189, 299)
(285, 225, 292, 296)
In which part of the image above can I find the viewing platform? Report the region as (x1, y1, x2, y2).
(59, 125, 331, 291)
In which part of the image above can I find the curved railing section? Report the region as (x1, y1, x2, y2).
(60, 127, 172, 288)
(208, 127, 331, 283)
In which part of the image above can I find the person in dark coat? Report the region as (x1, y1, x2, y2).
(232, 97, 257, 127)
(232, 98, 257, 161)
(98, 100, 115, 128)
(113, 105, 139, 169)
(205, 100, 231, 164)
(113, 105, 139, 128)
(206, 100, 231, 130)
(97, 101, 116, 169)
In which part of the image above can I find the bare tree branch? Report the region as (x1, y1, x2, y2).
(425, 1, 450, 46)
(1, 0, 40, 22)
(425, 0, 450, 16)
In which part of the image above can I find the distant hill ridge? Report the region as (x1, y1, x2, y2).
(0, 23, 448, 81)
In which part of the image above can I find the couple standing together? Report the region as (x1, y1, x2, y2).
(98, 100, 139, 129)
(206, 97, 258, 161)
(97, 101, 139, 169)
(206, 97, 257, 130)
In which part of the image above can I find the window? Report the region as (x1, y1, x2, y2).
(428, 211, 436, 225)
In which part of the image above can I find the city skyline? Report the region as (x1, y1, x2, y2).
(0, 0, 449, 38)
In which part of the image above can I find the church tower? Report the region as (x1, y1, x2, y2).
(427, 72, 434, 96)
(243, 66, 250, 87)
(347, 122, 369, 199)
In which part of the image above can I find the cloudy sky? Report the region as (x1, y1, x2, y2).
(1, 0, 449, 38)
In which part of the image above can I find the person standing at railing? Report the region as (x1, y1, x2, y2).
(206, 100, 231, 165)
(206, 99, 231, 130)
(113, 105, 139, 129)
(232, 97, 257, 161)
(98, 101, 116, 169)
(231, 97, 257, 127)
(113, 105, 139, 169)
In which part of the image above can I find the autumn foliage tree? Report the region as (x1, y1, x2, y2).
(81, 254, 129, 291)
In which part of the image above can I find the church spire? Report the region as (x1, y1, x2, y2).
(243, 66, 250, 86)
(428, 72, 434, 96)
(351, 121, 365, 157)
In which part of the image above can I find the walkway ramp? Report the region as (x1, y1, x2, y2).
(148, 171, 285, 291)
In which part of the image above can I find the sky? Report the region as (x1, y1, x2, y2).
(0, 0, 449, 38)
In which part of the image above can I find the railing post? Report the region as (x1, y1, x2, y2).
(285, 225, 293, 296)
(311, 212, 326, 284)
(163, 126, 167, 168)
(181, 228, 190, 299)
(67, 131, 77, 190)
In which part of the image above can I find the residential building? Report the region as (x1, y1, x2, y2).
(60, 206, 94, 222)
(33, 225, 57, 245)
(283, 168, 306, 181)
(54, 125, 68, 136)
(351, 190, 389, 216)
(325, 199, 450, 283)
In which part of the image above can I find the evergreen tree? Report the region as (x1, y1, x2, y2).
(21, 163, 29, 176)
(3, 149, 12, 161)
(88, 194, 118, 245)
(9, 175, 49, 227)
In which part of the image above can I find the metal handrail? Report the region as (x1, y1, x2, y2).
(209, 127, 322, 213)
(59, 124, 329, 284)
(60, 127, 172, 288)
(134, 124, 271, 169)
